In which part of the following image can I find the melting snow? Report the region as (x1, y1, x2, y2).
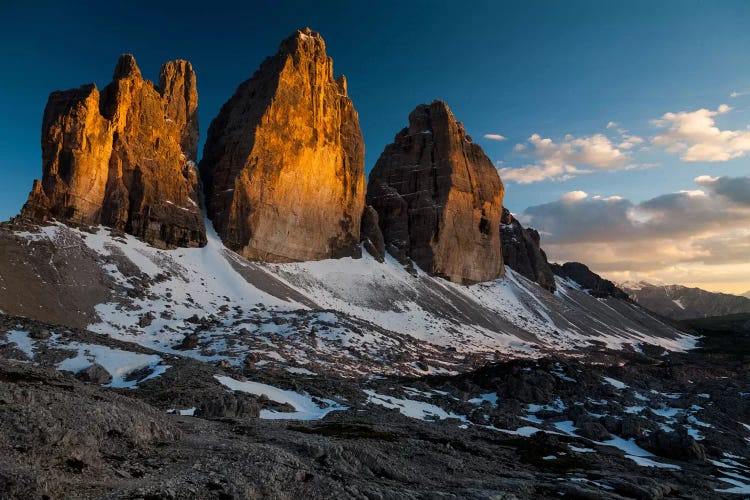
(365, 390, 467, 421)
(56, 341, 167, 388)
(3, 330, 35, 359)
(626, 455, 682, 470)
(468, 392, 499, 407)
(603, 376, 628, 389)
(569, 445, 595, 453)
(215, 375, 346, 420)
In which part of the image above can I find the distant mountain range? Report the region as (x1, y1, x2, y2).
(620, 281, 750, 320)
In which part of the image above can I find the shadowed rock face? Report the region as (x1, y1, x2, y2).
(200, 28, 365, 263)
(552, 262, 628, 299)
(360, 205, 385, 262)
(367, 100, 505, 284)
(501, 208, 556, 292)
(21, 55, 205, 248)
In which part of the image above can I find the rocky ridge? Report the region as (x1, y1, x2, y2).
(552, 262, 628, 299)
(621, 282, 750, 320)
(501, 207, 556, 292)
(367, 100, 505, 284)
(22, 54, 205, 248)
(200, 28, 365, 263)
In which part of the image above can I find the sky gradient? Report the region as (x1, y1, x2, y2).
(1, 1, 749, 293)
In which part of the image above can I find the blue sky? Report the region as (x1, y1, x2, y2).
(1, 1, 749, 291)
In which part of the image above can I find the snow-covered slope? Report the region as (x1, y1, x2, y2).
(0, 221, 694, 376)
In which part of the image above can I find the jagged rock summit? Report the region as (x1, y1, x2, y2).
(367, 100, 505, 284)
(22, 54, 205, 248)
(200, 28, 365, 262)
(500, 208, 556, 292)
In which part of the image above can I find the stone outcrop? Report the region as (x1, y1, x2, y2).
(367, 100, 504, 284)
(551, 262, 628, 299)
(22, 54, 205, 248)
(360, 205, 385, 262)
(200, 28, 365, 262)
(501, 208, 556, 292)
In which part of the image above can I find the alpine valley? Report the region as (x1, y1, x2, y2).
(1, 29, 748, 500)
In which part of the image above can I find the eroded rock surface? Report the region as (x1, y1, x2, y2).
(201, 28, 365, 262)
(367, 100, 505, 284)
(501, 208, 556, 292)
(21, 54, 205, 248)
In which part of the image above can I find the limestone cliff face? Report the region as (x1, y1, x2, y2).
(22, 55, 205, 248)
(500, 208, 556, 292)
(367, 100, 505, 284)
(200, 28, 365, 262)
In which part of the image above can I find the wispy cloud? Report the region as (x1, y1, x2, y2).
(483, 133, 507, 141)
(498, 132, 634, 183)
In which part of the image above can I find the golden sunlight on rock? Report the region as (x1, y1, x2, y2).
(200, 28, 365, 262)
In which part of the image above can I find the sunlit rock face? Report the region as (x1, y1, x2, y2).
(22, 55, 205, 248)
(200, 28, 365, 262)
(367, 100, 505, 284)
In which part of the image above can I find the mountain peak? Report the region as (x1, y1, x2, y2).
(367, 100, 504, 284)
(113, 53, 142, 80)
(21, 53, 205, 248)
(200, 29, 365, 262)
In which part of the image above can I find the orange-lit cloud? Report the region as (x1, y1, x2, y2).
(521, 176, 750, 294)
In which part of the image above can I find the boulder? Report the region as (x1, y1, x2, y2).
(178, 333, 200, 350)
(21, 54, 205, 249)
(200, 28, 365, 262)
(75, 363, 112, 385)
(639, 429, 706, 461)
(197, 393, 261, 419)
(367, 100, 505, 284)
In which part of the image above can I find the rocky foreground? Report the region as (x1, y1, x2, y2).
(1, 313, 748, 499)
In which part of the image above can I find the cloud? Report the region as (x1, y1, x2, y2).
(694, 174, 750, 205)
(498, 133, 632, 183)
(483, 133, 507, 141)
(651, 104, 750, 162)
(618, 134, 644, 150)
(730, 89, 750, 98)
(560, 190, 589, 203)
(606, 121, 618, 129)
(520, 176, 750, 293)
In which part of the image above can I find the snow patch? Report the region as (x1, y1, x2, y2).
(365, 390, 467, 422)
(215, 375, 346, 420)
(3, 330, 35, 359)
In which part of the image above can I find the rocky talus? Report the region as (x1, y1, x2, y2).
(367, 100, 505, 284)
(200, 28, 365, 262)
(501, 208, 556, 292)
(22, 54, 205, 248)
